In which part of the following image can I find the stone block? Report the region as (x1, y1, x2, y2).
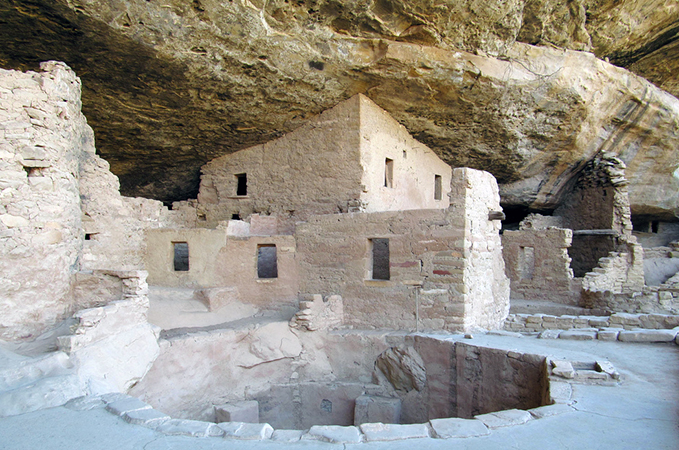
(155, 419, 224, 437)
(597, 328, 622, 341)
(217, 422, 274, 440)
(354, 395, 401, 425)
(549, 381, 573, 404)
(215, 400, 259, 423)
(122, 408, 170, 426)
(475, 409, 532, 429)
(429, 417, 490, 438)
(559, 330, 597, 340)
(271, 429, 304, 442)
(551, 360, 574, 379)
(528, 403, 574, 419)
(304, 425, 362, 444)
(596, 361, 620, 380)
(359, 423, 430, 441)
(105, 397, 152, 416)
(487, 330, 523, 338)
(618, 329, 678, 342)
(588, 317, 610, 328)
(538, 330, 560, 339)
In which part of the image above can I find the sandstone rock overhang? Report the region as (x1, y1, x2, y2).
(1, 0, 678, 218)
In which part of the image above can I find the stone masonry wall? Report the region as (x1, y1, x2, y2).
(0, 62, 86, 340)
(451, 168, 509, 331)
(296, 168, 509, 333)
(196, 95, 364, 228)
(502, 227, 581, 304)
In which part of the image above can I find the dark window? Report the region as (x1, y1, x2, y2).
(652, 221, 660, 233)
(236, 173, 247, 196)
(434, 174, 442, 200)
(384, 158, 394, 188)
(371, 238, 390, 280)
(173, 242, 189, 271)
(519, 246, 534, 280)
(257, 244, 278, 278)
(231, 213, 241, 220)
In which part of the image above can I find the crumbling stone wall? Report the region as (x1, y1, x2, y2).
(0, 62, 86, 340)
(296, 168, 509, 333)
(554, 154, 633, 276)
(502, 227, 581, 304)
(0, 62, 179, 340)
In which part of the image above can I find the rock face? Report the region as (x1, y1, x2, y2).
(1, 0, 678, 217)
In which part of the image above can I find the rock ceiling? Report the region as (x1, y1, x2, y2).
(1, 0, 678, 217)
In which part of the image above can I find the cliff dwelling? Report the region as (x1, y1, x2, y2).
(1, 2, 679, 449)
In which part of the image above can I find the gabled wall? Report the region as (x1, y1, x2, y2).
(196, 95, 364, 228)
(357, 95, 452, 212)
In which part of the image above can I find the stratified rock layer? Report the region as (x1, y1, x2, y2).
(0, 0, 678, 215)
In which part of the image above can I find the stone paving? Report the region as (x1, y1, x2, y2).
(0, 334, 677, 450)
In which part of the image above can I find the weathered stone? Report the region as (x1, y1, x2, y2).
(217, 422, 274, 440)
(538, 330, 561, 339)
(551, 360, 575, 379)
(304, 425, 362, 444)
(559, 330, 598, 340)
(122, 408, 170, 426)
(271, 429, 304, 442)
(359, 422, 430, 441)
(375, 346, 426, 392)
(429, 417, 490, 439)
(105, 397, 152, 416)
(597, 328, 623, 341)
(528, 403, 575, 419)
(475, 409, 533, 429)
(618, 329, 678, 342)
(155, 419, 224, 437)
(354, 395, 401, 426)
(549, 381, 573, 404)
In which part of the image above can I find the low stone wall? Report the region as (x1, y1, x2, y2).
(505, 312, 679, 332)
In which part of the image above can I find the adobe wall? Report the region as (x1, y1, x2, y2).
(196, 95, 365, 227)
(0, 62, 86, 340)
(145, 227, 299, 309)
(357, 95, 452, 212)
(502, 227, 581, 304)
(296, 168, 509, 333)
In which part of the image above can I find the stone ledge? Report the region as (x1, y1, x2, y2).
(359, 423, 430, 442)
(475, 409, 532, 429)
(429, 417, 489, 438)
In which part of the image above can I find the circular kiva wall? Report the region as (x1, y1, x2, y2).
(129, 324, 550, 428)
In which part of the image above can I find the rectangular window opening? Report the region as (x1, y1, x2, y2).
(173, 242, 190, 272)
(434, 174, 442, 200)
(384, 158, 394, 188)
(236, 173, 248, 196)
(257, 244, 278, 279)
(652, 220, 660, 233)
(370, 238, 390, 280)
(519, 246, 535, 280)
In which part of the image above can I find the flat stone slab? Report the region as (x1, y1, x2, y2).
(214, 400, 259, 423)
(538, 330, 561, 339)
(105, 397, 152, 416)
(475, 409, 532, 429)
(122, 408, 170, 426)
(64, 396, 106, 411)
(486, 330, 523, 338)
(305, 425, 362, 444)
(559, 330, 597, 340)
(271, 429, 304, 442)
(528, 403, 575, 419)
(551, 360, 575, 379)
(429, 417, 490, 438)
(618, 329, 677, 342)
(359, 422, 430, 441)
(155, 419, 224, 437)
(217, 422, 273, 440)
(597, 328, 623, 341)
